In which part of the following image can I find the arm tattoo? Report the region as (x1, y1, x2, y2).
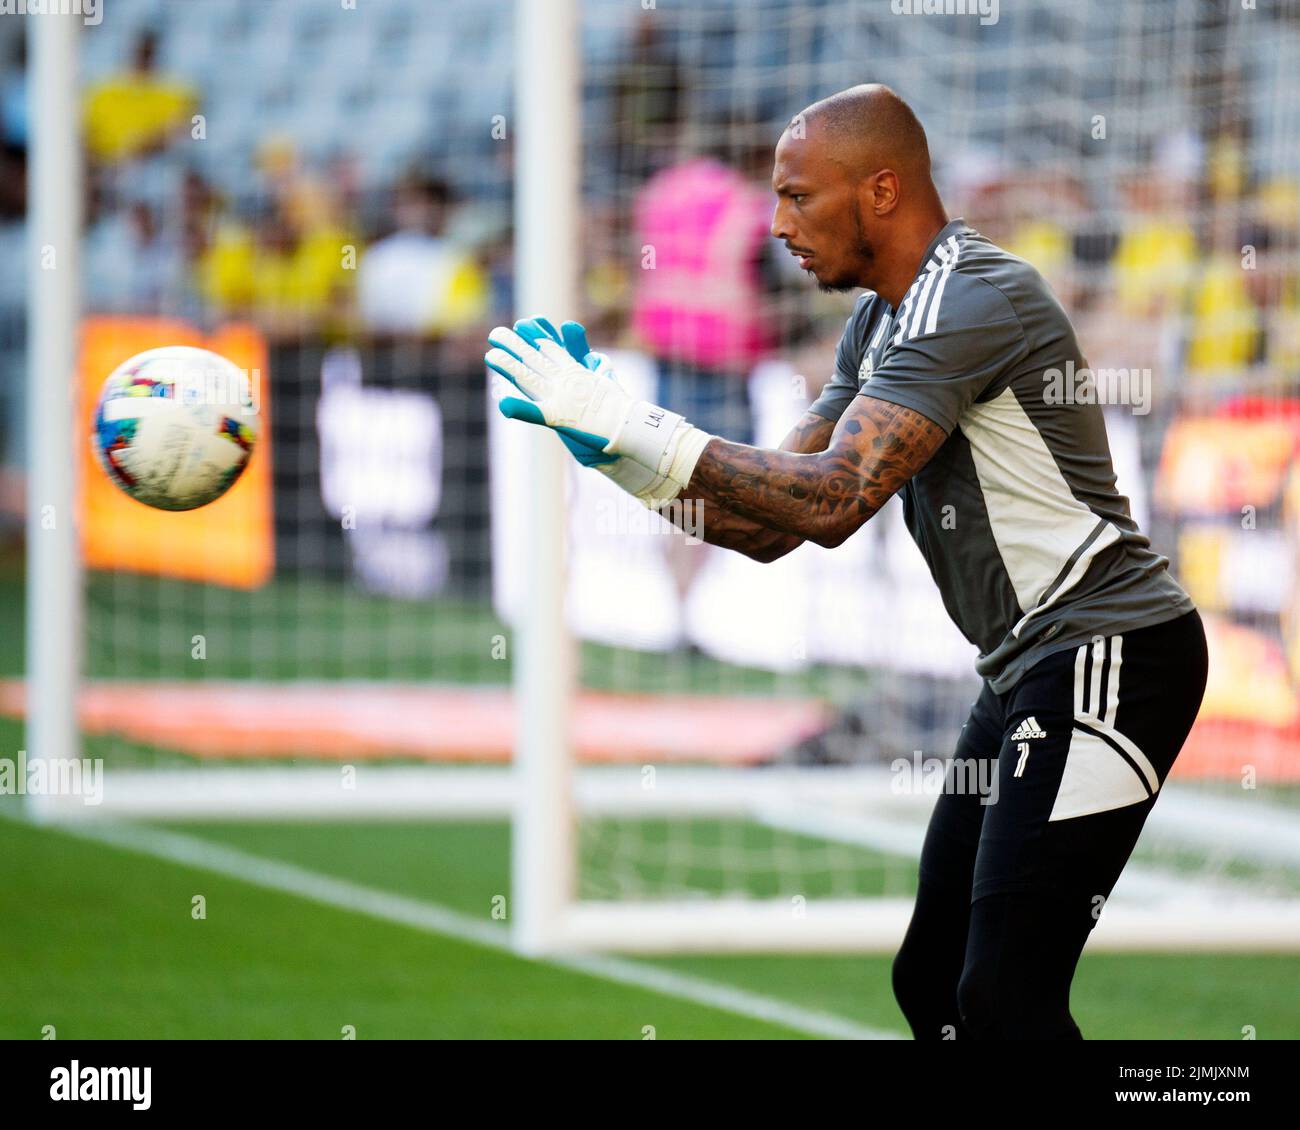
(776, 410, 837, 454)
(684, 397, 948, 549)
(660, 411, 834, 562)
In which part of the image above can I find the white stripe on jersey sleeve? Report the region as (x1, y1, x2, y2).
(892, 283, 919, 345)
(894, 235, 961, 345)
(923, 236, 961, 335)
(906, 262, 942, 339)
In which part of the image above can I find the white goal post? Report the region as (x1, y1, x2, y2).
(509, 0, 580, 958)
(24, 9, 83, 824)
(503, 0, 1300, 957)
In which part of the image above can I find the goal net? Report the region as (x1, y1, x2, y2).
(18, 0, 1300, 953)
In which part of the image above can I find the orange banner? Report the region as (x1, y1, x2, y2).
(80, 317, 274, 589)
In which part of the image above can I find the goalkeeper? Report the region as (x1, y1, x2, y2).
(486, 84, 1206, 1041)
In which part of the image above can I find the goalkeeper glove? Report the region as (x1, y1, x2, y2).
(486, 321, 713, 508)
(489, 316, 678, 502)
(502, 317, 611, 467)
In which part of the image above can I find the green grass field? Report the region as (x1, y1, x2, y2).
(3, 718, 1297, 1041)
(4, 558, 1299, 1039)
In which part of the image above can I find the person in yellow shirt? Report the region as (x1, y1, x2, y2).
(1000, 169, 1084, 305)
(1264, 273, 1300, 378)
(197, 204, 357, 340)
(356, 174, 488, 337)
(1184, 257, 1261, 375)
(1283, 461, 1300, 689)
(1112, 209, 1198, 317)
(1181, 208, 1261, 378)
(1250, 179, 1300, 378)
(1088, 173, 1200, 376)
(82, 30, 198, 164)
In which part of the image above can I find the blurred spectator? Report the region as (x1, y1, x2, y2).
(356, 173, 487, 337)
(257, 137, 346, 239)
(176, 168, 220, 266)
(632, 152, 778, 438)
(611, 12, 687, 190)
(1006, 215, 1070, 284)
(1205, 113, 1249, 206)
(0, 141, 23, 225)
(82, 30, 198, 164)
(1002, 168, 1087, 307)
(1077, 169, 1198, 377)
(1267, 283, 1300, 380)
(1, 34, 26, 151)
(324, 150, 365, 235)
(629, 138, 792, 644)
(1183, 210, 1261, 377)
(1112, 173, 1199, 319)
(1283, 461, 1300, 687)
(198, 199, 354, 340)
(1245, 179, 1300, 380)
(85, 199, 185, 315)
(0, 152, 23, 322)
(189, 139, 358, 338)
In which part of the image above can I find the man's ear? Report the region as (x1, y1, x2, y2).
(868, 169, 900, 216)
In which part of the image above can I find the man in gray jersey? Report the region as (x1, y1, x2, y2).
(488, 83, 1207, 1040)
(810, 217, 1196, 690)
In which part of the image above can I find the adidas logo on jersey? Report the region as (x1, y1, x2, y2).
(1010, 716, 1047, 741)
(857, 353, 874, 383)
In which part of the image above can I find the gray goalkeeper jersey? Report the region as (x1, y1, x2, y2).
(809, 218, 1194, 693)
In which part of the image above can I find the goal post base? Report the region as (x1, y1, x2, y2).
(538, 898, 1300, 955)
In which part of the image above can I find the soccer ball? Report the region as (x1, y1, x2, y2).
(92, 346, 258, 511)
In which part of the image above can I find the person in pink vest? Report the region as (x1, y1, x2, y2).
(631, 153, 780, 446)
(630, 149, 789, 638)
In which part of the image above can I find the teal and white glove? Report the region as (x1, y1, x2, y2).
(486, 318, 712, 508)
(501, 318, 612, 468)
(488, 316, 676, 502)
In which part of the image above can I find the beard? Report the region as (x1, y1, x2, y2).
(815, 198, 874, 292)
(817, 271, 858, 294)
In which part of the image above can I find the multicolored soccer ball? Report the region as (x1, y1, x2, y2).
(92, 346, 259, 511)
